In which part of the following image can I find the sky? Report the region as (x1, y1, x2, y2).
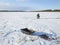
(0, 0, 60, 10)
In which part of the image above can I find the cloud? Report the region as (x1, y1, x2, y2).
(0, 2, 15, 10)
(0, 2, 33, 10)
(16, 0, 29, 2)
(0, 2, 10, 7)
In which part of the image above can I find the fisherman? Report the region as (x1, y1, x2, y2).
(37, 13, 40, 19)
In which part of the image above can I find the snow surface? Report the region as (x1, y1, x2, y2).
(0, 12, 60, 45)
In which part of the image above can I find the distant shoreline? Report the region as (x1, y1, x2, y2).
(0, 10, 60, 12)
(0, 11, 60, 12)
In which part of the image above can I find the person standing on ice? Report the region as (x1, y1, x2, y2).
(37, 13, 40, 19)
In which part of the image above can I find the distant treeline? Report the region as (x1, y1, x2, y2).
(31, 9, 60, 12)
(0, 10, 25, 12)
(0, 9, 60, 12)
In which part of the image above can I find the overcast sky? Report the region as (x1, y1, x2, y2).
(0, 0, 60, 10)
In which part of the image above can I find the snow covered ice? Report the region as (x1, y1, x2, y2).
(0, 12, 60, 45)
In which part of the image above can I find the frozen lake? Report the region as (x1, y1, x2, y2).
(0, 12, 60, 45)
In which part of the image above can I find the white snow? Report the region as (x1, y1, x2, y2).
(0, 12, 60, 45)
